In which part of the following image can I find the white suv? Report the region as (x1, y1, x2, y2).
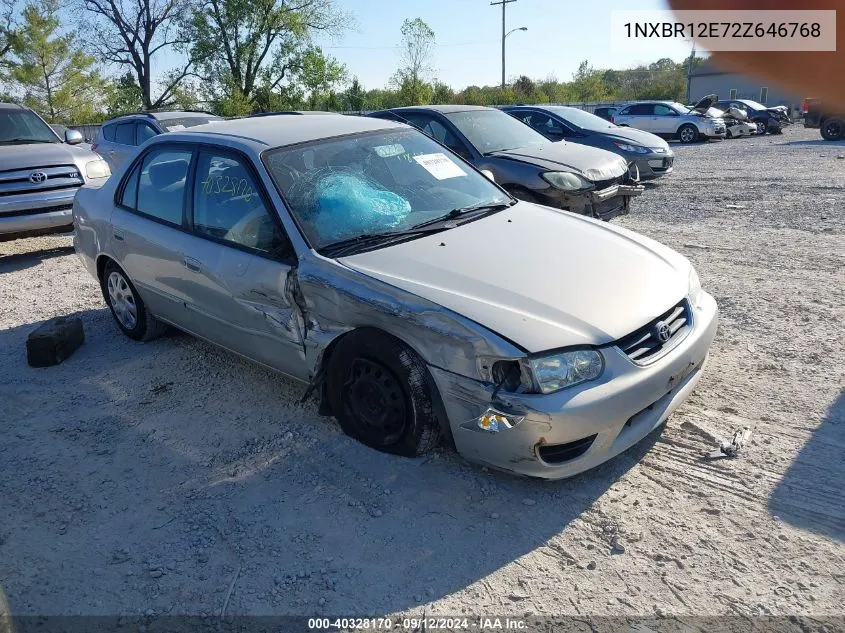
(613, 96, 727, 144)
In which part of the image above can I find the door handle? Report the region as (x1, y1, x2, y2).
(183, 256, 202, 273)
(113, 228, 124, 241)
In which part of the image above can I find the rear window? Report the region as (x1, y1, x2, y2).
(102, 124, 115, 142)
(115, 123, 135, 145)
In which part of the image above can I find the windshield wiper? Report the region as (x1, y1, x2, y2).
(410, 199, 516, 230)
(320, 226, 449, 257)
(0, 138, 55, 145)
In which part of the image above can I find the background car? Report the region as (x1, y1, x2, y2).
(802, 98, 845, 140)
(593, 106, 618, 122)
(715, 99, 787, 135)
(1, 102, 110, 241)
(502, 105, 674, 181)
(92, 110, 222, 169)
(369, 105, 642, 221)
(613, 97, 727, 144)
(73, 114, 717, 479)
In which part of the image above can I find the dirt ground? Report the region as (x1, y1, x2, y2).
(1, 124, 843, 621)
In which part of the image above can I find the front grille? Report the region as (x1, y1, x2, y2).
(537, 435, 597, 464)
(616, 299, 692, 364)
(591, 175, 624, 191)
(1, 203, 73, 218)
(0, 165, 83, 198)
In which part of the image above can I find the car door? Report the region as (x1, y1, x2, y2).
(109, 121, 138, 169)
(618, 103, 655, 131)
(110, 145, 197, 326)
(652, 104, 680, 134)
(511, 110, 572, 141)
(178, 147, 307, 379)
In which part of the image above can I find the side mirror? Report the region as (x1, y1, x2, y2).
(481, 169, 495, 182)
(65, 129, 84, 145)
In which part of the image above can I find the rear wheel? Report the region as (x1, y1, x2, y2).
(821, 117, 845, 141)
(678, 124, 698, 144)
(754, 120, 767, 135)
(327, 329, 442, 457)
(101, 260, 167, 341)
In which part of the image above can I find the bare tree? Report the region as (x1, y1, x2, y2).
(0, 0, 16, 61)
(391, 17, 435, 106)
(80, 0, 203, 109)
(189, 0, 345, 103)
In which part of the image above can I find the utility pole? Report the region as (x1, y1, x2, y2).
(491, 0, 517, 89)
(686, 42, 696, 104)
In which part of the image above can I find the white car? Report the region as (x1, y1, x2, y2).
(73, 114, 718, 479)
(614, 96, 727, 144)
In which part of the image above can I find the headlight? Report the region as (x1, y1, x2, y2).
(85, 159, 111, 179)
(542, 171, 592, 191)
(689, 267, 703, 307)
(528, 349, 604, 394)
(613, 141, 649, 154)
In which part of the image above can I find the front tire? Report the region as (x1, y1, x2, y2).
(754, 120, 767, 135)
(101, 261, 167, 341)
(327, 329, 442, 457)
(821, 117, 845, 141)
(678, 124, 699, 144)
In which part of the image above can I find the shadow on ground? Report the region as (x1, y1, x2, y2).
(779, 139, 845, 147)
(0, 308, 660, 615)
(769, 390, 845, 541)
(0, 245, 75, 274)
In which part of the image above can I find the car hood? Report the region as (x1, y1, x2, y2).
(489, 142, 628, 182)
(340, 202, 691, 353)
(692, 94, 717, 112)
(0, 142, 97, 171)
(595, 127, 671, 150)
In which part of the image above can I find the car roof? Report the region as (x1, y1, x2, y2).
(103, 111, 220, 124)
(248, 111, 337, 117)
(161, 114, 405, 151)
(384, 104, 494, 114)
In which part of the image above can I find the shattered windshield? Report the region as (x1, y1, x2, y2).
(445, 109, 549, 154)
(263, 128, 509, 250)
(0, 109, 60, 144)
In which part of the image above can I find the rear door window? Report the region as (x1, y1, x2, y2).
(115, 122, 135, 145)
(135, 148, 192, 226)
(102, 123, 116, 142)
(654, 104, 676, 116)
(136, 123, 157, 144)
(625, 104, 655, 116)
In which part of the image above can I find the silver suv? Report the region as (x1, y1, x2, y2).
(613, 96, 727, 144)
(92, 111, 222, 170)
(0, 103, 111, 242)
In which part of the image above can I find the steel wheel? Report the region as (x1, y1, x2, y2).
(755, 120, 767, 134)
(107, 271, 137, 330)
(341, 358, 408, 447)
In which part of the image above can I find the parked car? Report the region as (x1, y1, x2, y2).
(92, 110, 222, 169)
(73, 115, 718, 479)
(702, 105, 758, 138)
(802, 98, 845, 140)
(715, 99, 788, 135)
(369, 105, 642, 221)
(502, 105, 674, 181)
(613, 96, 727, 143)
(593, 107, 618, 122)
(0, 103, 110, 242)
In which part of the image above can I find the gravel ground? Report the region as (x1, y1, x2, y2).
(1, 125, 843, 621)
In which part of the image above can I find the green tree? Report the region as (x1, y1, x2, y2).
(10, 0, 106, 122)
(0, 0, 15, 62)
(391, 17, 434, 106)
(298, 46, 346, 109)
(189, 0, 345, 108)
(106, 71, 143, 116)
(570, 60, 612, 102)
(431, 80, 453, 105)
(342, 76, 366, 111)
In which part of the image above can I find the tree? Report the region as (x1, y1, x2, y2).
(298, 46, 346, 109)
(81, 0, 202, 109)
(391, 17, 434, 106)
(431, 81, 453, 105)
(189, 0, 344, 107)
(106, 72, 143, 116)
(0, 0, 15, 61)
(10, 0, 107, 122)
(341, 76, 365, 111)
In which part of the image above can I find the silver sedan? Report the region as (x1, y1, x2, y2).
(73, 115, 718, 479)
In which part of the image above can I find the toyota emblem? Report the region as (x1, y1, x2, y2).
(29, 171, 48, 184)
(653, 321, 672, 343)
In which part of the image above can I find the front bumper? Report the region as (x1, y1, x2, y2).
(632, 153, 674, 180)
(430, 291, 718, 479)
(0, 188, 77, 240)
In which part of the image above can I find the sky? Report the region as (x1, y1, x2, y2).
(314, 0, 695, 90)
